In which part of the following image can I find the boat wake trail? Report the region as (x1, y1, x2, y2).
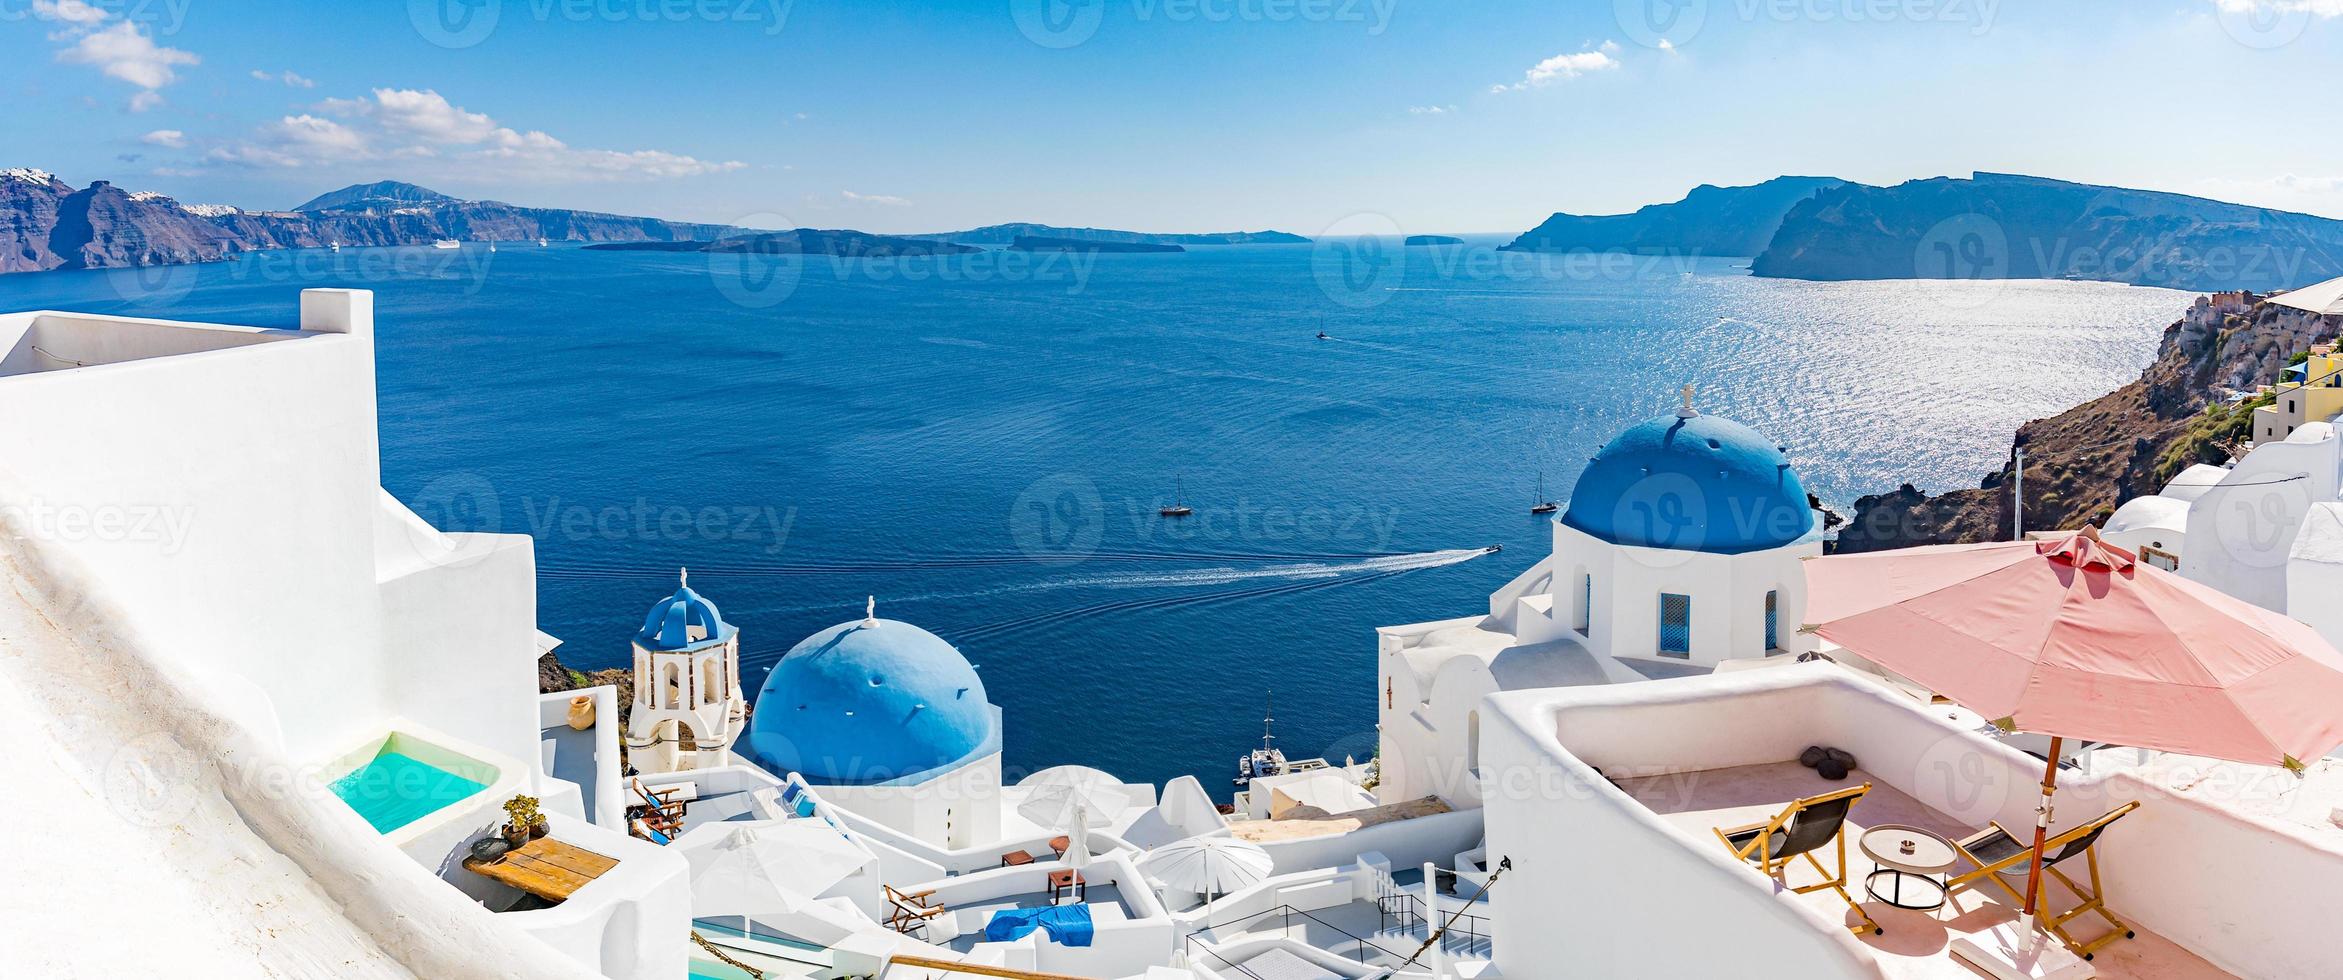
(533, 545, 1424, 582)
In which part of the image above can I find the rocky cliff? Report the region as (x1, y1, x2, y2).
(1755, 173, 2343, 292)
(1502, 176, 1847, 256)
(1835, 292, 2337, 551)
(0, 172, 739, 274)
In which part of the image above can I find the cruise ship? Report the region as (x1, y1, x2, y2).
(6, 290, 2343, 980)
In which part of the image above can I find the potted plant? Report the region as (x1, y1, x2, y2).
(502, 794, 543, 846)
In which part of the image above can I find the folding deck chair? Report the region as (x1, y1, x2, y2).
(1948, 801, 2141, 960)
(1714, 783, 1879, 936)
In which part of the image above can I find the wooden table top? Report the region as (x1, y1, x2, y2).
(464, 836, 619, 902)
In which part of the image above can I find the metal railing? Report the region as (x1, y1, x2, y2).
(1180, 903, 1409, 978)
(1375, 891, 1492, 959)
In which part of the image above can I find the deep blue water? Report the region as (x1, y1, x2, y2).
(0, 241, 2192, 793)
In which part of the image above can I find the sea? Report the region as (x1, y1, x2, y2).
(0, 238, 2194, 793)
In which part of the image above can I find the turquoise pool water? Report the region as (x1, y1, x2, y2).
(329, 750, 489, 833)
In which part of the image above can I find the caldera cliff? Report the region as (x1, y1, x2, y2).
(1835, 291, 2335, 551)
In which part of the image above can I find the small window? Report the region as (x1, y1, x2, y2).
(1764, 590, 1780, 652)
(1659, 593, 1691, 658)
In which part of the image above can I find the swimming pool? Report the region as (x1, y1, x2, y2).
(328, 736, 494, 833)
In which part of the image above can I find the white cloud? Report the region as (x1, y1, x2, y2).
(1493, 42, 1622, 92)
(1409, 105, 1457, 115)
(49, 17, 199, 111)
(141, 129, 186, 148)
(32, 0, 109, 26)
(251, 69, 317, 88)
(210, 87, 746, 182)
(842, 191, 912, 207)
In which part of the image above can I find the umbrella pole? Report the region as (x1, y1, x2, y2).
(2021, 735, 2062, 919)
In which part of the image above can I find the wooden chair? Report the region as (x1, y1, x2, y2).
(1948, 801, 2140, 961)
(627, 778, 687, 840)
(884, 884, 946, 936)
(1714, 783, 1878, 936)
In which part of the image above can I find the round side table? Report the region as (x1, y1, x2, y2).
(1858, 824, 1957, 912)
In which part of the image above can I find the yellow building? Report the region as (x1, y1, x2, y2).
(2255, 349, 2343, 444)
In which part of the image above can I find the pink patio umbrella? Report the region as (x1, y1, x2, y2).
(1801, 528, 2343, 917)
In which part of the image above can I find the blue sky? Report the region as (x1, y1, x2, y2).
(5, 0, 2339, 234)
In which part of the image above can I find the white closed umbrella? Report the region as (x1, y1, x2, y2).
(676, 819, 868, 917)
(1143, 835, 1274, 925)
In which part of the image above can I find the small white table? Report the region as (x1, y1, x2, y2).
(1859, 824, 1958, 911)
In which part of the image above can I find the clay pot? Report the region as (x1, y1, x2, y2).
(530, 814, 551, 840)
(566, 695, 595, 731)
(470, 836, 513, 863)
(503, 822, 531, 847)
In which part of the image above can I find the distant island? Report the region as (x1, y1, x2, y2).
(586, 230, 979, 257)
(1006, 236, 1184, 253)
(1405, 235, 1465, 246)
(1503, 176, 1846, 258)
(0, 173, 736, 274)
(1752, 173, 2343, 292)
(916, 223, 1307, 246)
(1502, 172, 2343, 292)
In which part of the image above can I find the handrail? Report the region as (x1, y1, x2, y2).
(886, 954, 1094, 980)
(1184, 903, 1410, 966)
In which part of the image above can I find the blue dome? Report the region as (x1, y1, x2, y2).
(745, 618, 1000, 786)
(1561, 412, 1814, 554)
(636, 575, 735, 652)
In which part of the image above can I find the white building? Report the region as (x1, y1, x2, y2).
(1378, 394, 1821, 807)
(0, 292, 686, 980)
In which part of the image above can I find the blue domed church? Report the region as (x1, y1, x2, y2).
(1373, 391, 1823, 807)
(1543, 389, 1820, 664)
(743, 602, 1004, 848)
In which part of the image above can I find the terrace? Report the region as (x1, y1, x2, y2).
(890, 854, 1174, 978)
(1478, 663, 2343, 980)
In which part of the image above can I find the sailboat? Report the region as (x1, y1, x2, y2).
(1530, 470, 1559, 514)
(1159, 476, 1193, 517)
(1233, 691, 1289, 787)
(328, 241, 341, 253)
(538, 237, 550, 247)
